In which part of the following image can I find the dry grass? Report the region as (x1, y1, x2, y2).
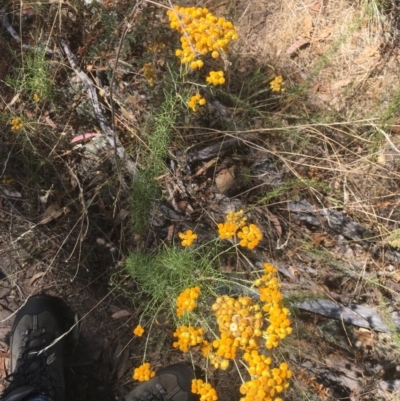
(233, 0, 399, 119)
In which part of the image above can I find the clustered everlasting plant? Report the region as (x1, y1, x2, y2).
(170, 262, 292, 401)
(131, 211, 292, 400)
(167, 5, 238, 111)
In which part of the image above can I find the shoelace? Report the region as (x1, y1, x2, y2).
(2, 331, 62, 398)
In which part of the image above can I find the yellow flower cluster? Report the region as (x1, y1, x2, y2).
(1, 175, 14, 185)
(237, 224, 263, 250)
(191, 379, 218, 401)
(10, 118, 23, 131)
(243, 350, 272, 376)
(270, 75, 285, 92)
(33, 94, 40, 103)
(217, 222, 237, 240)
(211, 296, 264, 356)
(217, 211, 262, 249)
(206, 71, 225, 86)
(167, 6, 238, 66)
(255, 264, 292, 349)
(239, 361, 291, 401)
(226, 210, 247, 228)
(132, 362, 156, 382)
(208, 352, 230, 370)
(201, 340, 212, 357)
(171, 262, 293, 401)
(133, 324, 145, 337)
(143, 63, 155, 87)
(190, 59, 205, 70)
(176, 286, 201, 317)
(172, 326, 204, 352)
(188, 94, 206, 112)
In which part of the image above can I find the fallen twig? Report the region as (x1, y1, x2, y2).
(60, 39, 136, 174)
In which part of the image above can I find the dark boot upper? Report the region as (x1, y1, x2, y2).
(1, 295, 66, 401)
(124, 362, 199, 401)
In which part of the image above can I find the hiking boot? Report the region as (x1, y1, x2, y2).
(124, 362, 199, 401)
(0, 295, 66, 401)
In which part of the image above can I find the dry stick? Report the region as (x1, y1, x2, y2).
(109, 0, 144, 165)
(60, 39, 136, 175)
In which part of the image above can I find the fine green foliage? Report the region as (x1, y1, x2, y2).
(7, 49, 53, 101)
(131, 170, 162, 235)
(125, 242, 225, 320)
(131, 89, 180, 235)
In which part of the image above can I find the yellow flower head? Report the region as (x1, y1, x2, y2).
(33, 94, 41, 103)
(270, 75, 285, 92)
(237, 224, 262, 249)
(217, 210, 250, 240)
(217, 222, 237, 240)
(191, 379, 218, 401)
(226, 210, 247, 228)
(10, 118, 23, 132)
(176, 286, 201, 317)
(178, 229, 198, 246)
(206, 70, 225, 86)
(188, 94, 206, 112)
(132, 362, 156, 382)
(173, 326, 204, 352)
(133, 324, 145, 337)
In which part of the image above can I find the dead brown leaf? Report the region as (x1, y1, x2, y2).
(353, 327, 377, 350)
(215, 166, 236, 194)
(166, 225, 174, 243)
(286, 38, 310, 56)
(44, 116, 57, 129)
(355, 43, 381, 64)
(0, 353, 8, 379)
(194, 157, 218, 177)
(330, 78, 351, 91)
(266, 210, 282, 237)
(304, 0, 323, 13)
(302, 16, 313, 38)
(177, 201, 194, 214)
(114, 209, 129, 226)
(38, 203, 67, 225)
(314, 25, 333, 41)
(111, 310, 132, 319)
(116, 347, 130, 379)
(29, 272, 46, 286)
